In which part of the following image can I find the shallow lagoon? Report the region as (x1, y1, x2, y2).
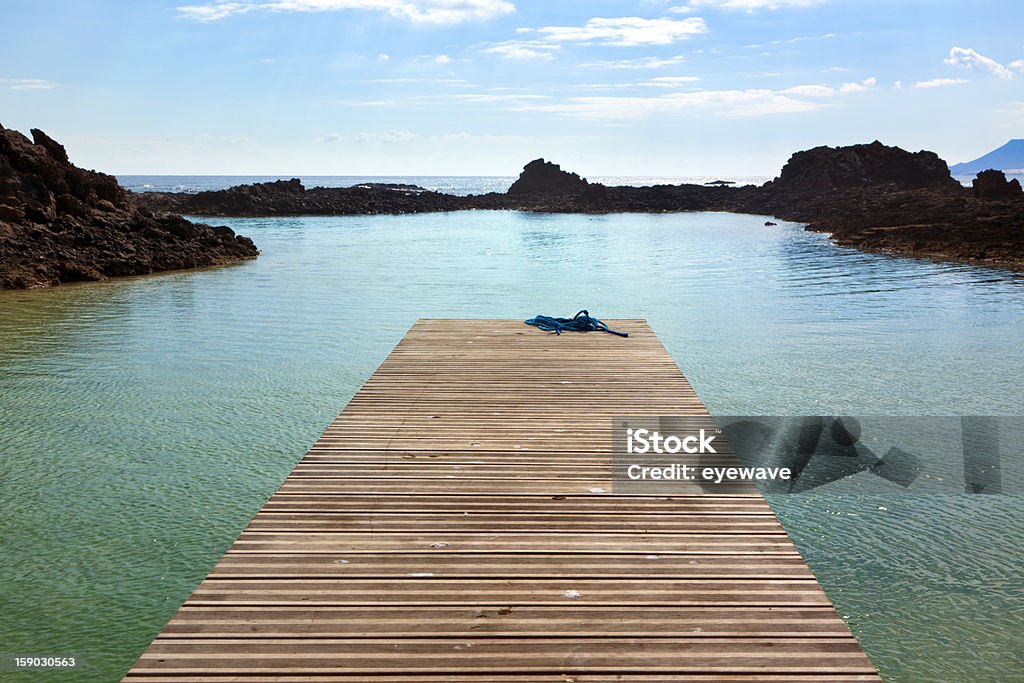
(1, 210, 1022, 681)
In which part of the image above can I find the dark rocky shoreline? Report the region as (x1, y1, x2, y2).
(3, 125, 1022, 290)
(1, 125, 259, 290)
(134, 142, 1024, 271)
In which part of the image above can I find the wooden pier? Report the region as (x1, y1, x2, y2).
(124, 319, 881, 682)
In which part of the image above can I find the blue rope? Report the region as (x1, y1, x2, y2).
(524, 310, 628, 337)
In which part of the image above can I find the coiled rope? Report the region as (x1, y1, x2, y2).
(524, 310, 628, 337)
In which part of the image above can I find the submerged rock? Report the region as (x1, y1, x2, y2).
(0, 124, 259, 289)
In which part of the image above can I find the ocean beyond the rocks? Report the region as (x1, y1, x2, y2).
(118, 173, 1022, 196)
(119, 175, 768, 195)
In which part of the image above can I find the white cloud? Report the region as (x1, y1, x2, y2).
(531, 16, 707, 47)
(482, 40, 558, 61)
(177, 2, 249, 21)
(492, 46, 551, 60)
(427, 132, 530, 143)
(641, 75, 701, 87)
(337, 99, 393, 106)
(382, 130, 417, 142)
(780, 84, 835, 97)
(445, 93, 552, 103)
(1, 78, 59, 90)
(687, 0, 824, 10)
(573, 82, 646, 90)
(356, 130, 417, 143)
(434, 54, 452, 64)
(839, 76, 876, 93)
(746, 31, 836, 48)
(667, 5, 694, 13)
(363, 77, 468, 85)
(578, 55, 687, 69)
(377, 52, 390, 61)
(944, 47, 1013, 79)
(913, 77, 969, 89)
(1009, 59, 1024, 72)
(383, 91, 549, 105)
(177, 0, 515, 24)
(511, 88, 826, 119)
(517, 74, 882, 119)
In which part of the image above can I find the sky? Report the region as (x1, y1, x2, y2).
(1, 0, 1023, 175)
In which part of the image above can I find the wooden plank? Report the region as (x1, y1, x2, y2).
(186, 578, 833, 607)
(125, 676, 882, 683)
(207, 553, 816, 578)
(229, 532, 799, 554)
(243, 512, 786, 533)
(130, 637, 878, 674)
(157, 605, 851, 637)
(124, 320, 880, 681)
(259, 494, 776, 513)
(273, 480, 759, 495)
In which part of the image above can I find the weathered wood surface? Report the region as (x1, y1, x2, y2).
(124, 319, 880, 681)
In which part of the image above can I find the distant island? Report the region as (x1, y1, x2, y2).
(2, 125, 1022, 289)
(950, 140, 1024, 175)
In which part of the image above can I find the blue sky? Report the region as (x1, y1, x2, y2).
(2, 0, 1022, 175)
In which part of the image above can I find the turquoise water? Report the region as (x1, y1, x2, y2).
(1, 210, 1022, 681)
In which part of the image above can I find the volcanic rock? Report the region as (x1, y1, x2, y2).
(507, 158, 591, 195)
(972, 169, 1023, 199)
(136, 178, 467, 217)
(769, 140, 959, 192)
(0, 124, 258, 289)
(127, 140, 1024, 271)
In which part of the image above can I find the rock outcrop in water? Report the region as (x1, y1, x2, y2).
(972, 169, 1023, 199)
(140, 177, 467, 217)
(128, 140, 1024, 270)
(769, 140, 959, 191)
(507, 159, 590, 195)
(743, 142, 1023, 268)
(0, 125, 259, 289)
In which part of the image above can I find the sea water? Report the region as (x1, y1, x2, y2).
(115, 172, 1023, 194)
(1, 206, 1023, 682)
